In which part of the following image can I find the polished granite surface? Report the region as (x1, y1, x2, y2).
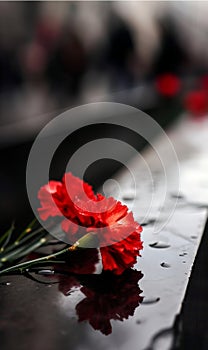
(0, 116, 208, 350)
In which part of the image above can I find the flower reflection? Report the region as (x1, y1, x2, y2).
(59, 269, 143, 335)
(27, 249, 143, 335)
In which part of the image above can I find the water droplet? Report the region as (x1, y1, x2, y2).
(161, 262, 171, 268)
(122, 190, 135, 201)
(37, 269, 55, 275)
(182, 261, 186, 264)
(141, 219, 156, 227)
(171, 193, 184, 200)
(179, 252, 187, 257)
(142, 297, 160, 305)
(149, 242, 170, 249)
(0, 282, 11, 286)
(136, 319, 142, 324)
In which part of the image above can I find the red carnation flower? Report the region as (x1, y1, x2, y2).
(38, 172, 143, 275)
(156, 73, 181, 97)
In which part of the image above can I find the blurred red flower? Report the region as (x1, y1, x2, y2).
(156, 73, 181, 97)
(184, 90, 208, 117)
(201, 75, 208, 91)
(38, 172, 143, 275)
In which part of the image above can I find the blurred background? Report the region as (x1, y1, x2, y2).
(1, 1, 208, 229)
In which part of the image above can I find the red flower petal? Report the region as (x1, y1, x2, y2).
(101, 229, 143, 275)
(38, 181, 63, 220)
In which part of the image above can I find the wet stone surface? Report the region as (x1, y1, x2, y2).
(0, 117, 208, 350)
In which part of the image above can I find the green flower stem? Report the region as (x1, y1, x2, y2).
(0, 233, 49, 264)
(1, 227, 47, 256)
(13, 219, 37, 244)
(0, 222, 15, 252)
(2, 260, 67, 275)
(0, 246, 72, 275)
(0, 231, 99, 276)
(14, 226, 45, 246)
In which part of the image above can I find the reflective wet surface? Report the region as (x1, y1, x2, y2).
(0, 209, 206, 350)
(0, 271, 144, 350)
(0, 117, 208, 350)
